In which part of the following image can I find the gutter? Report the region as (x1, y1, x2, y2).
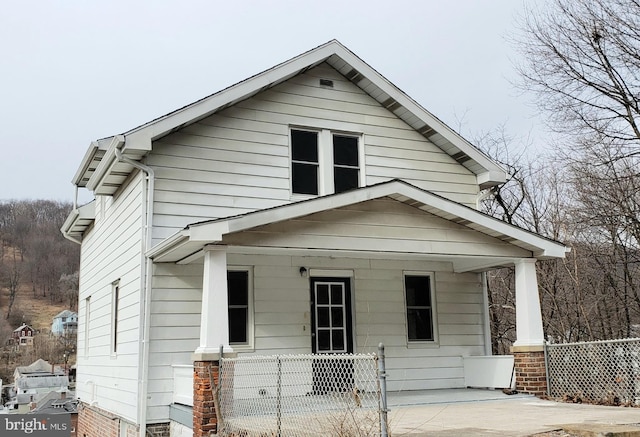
(114, 144, 154, 437)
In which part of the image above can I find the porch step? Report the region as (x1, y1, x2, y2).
(559, 423, 640, 437)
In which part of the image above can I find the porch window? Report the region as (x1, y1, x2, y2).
(291, 128, 361, 196)
(227, 270, 253, 347)
(404, 273, 435, 342)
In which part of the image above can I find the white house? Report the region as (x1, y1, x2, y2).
(11, 359, 69, 414)
(62, 40, 568, 437)
(51, 310, 78, 336)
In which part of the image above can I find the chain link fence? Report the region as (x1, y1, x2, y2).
(546, 338, 640, 406)
(218, 351, 386, 437)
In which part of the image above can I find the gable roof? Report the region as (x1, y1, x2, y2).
(13, 323, 34, 333)
(53, 310, 77, 320)
(148, 180, 568, 270)
(72, 40, 505, 196)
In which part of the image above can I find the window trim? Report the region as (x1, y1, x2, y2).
(228, 266, 254, 351)
(290, 126, 365, 198)
(111, 280, 120, 357)
(84, 296, 91, 357)
(403, 271, 438, 346)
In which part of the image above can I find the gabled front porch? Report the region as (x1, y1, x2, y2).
(148, 180, 568, 436)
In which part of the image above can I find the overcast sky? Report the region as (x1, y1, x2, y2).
(0, 0, 545, 203)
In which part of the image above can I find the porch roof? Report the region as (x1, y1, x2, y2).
(148, 180, 569, 270)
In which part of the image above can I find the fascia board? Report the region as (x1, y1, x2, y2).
(185, 180, 566, 259)
(60, 209, 79, 239)
(331, 45, 506, 180)
(86, 136, 125, 192)
(404, 185, 567, 258)
(125, 43, 340, 144)
(477, 169, 508, 188)
(72, 142, 100, 186)
(146, 230, 191, 259)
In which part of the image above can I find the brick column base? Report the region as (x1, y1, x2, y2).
(511, 345, 547, 397)
(193, 360, 219, 437)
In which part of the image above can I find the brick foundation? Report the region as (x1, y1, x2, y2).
(78, 403, 121, 437)
(512, 347, 547, 397)
(193, 360, 220, 437)
(146, 422, 170, 437)
(78, 402, 169, 437)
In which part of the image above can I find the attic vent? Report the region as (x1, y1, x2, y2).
(319, 79, 334, 87)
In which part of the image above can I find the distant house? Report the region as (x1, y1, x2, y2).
(12, 359, 68, 414)
(62, 40, 569, 437)
(52, 310, 78, 336)
(30, 389, 78, 436)
(12, 324, 35, 347)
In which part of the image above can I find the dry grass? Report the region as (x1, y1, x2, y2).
(1, 247, 70, 332)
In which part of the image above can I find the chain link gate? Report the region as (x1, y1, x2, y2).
(218, 349, 387, 436)
(546, 338, 640, 406)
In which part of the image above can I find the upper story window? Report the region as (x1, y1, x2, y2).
(291, 128, 362, 196)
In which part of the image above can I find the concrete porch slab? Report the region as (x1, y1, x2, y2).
(387, 389, 640, 436)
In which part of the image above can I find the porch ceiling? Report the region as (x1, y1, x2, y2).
(147, 180, 569, 271)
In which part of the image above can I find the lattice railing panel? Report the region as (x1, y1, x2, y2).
(546, 338, 640, 405)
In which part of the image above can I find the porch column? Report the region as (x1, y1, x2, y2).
(195, 245, 233, 356)
(511, 258, 547, 396)
(193, 245, 233, 437)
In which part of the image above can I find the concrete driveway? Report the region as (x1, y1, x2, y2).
(386, 389, 640, 436)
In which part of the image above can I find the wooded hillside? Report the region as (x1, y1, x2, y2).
(0, 200, 80, 333)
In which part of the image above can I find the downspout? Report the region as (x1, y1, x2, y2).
(114, 145, 154, 437)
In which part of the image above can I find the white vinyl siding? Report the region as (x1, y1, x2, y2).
(147, 251, 486, 406)
(76, 173, 144, 423)
(147, 62, 478, 244)
(222, 198, 531, 259)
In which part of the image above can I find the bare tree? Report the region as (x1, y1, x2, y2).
(517, 0, 640, 154)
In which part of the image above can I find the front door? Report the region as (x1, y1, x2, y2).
(310, 277, 353, 354)
(310, 277, 354, 393)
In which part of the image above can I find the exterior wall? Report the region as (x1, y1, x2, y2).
(76, 172, 144, 423)
(147, 262, 202, 422)
(148, 251, 489, 408)
(147, 62, 479, 243)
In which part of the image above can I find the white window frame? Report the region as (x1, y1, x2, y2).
(290, 126, 365, 198)
(403, 271, 438, 346)
(228, 266, 254, 351)
(111, 280, 120, 357)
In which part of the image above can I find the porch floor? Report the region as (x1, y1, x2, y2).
(387, 387, 532, 407)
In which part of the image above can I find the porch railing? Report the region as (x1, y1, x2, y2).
(218, 348, 387, 437)
(546, 337, 640, 406)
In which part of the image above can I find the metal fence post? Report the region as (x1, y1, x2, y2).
(378, 343, 389, 437)
(544, 341, 550, 397)
(277, 355, 282, 437)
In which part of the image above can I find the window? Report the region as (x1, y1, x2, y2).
(291, 130, 319, 195)
(111, 281, 120, 355)
(291, 128, 361, 196)
(404, 273, 435, 342)
(227, 270, 253, 347)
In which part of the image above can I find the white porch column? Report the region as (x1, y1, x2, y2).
(513, 258, 545, 347)
(193, 245, 233, 358)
